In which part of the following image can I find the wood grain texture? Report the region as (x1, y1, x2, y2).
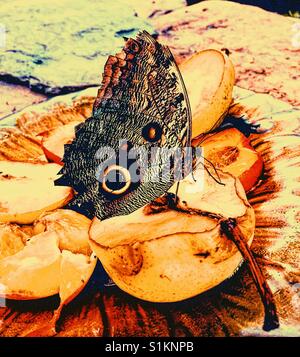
(0, 86, 299, 336)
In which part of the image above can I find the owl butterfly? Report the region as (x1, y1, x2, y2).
(55, 31, 194, 220)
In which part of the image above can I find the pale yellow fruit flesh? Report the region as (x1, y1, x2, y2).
(89, 171, 255, 303)
(180, 49, 235, 137)
(0, 232, 61, 299)
(33, 209, 92, 256)
(0, 160, 61, 179)
(59, 250, 97, 304)
(0, 209, 97, 302)
(0, 161, 73, 224)
(0, 224, 27, 259)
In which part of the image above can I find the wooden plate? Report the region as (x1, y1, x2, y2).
(0, 86, 299, 336)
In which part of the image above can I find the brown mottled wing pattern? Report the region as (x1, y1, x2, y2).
(93, 31, 191, 147)
(56, 31, 192, 220)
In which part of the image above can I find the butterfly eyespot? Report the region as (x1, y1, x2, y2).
(102, 165, 131, 195)
(142, 122, 163, 143)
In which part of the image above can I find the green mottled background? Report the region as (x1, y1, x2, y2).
(0, 0, 153, 94)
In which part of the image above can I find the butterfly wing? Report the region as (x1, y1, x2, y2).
(56, 31, 192, 220)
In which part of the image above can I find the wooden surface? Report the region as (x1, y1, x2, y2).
(0, 86, 299, 336)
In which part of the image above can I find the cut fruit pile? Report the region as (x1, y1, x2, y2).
(0, 209, 97, 335)
(89, 169, 255, 302)
(0, 41, 274, 333)
(0, 161, 73, 224)
(0, 209, 96, 301)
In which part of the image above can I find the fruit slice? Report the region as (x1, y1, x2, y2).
(0, 232, 61, 299)
(89, 169, 255, 303)
(180, 49, 235, 137)
(42, 121, 81, 164)
(0, 209, 96, 301)
(59, 250, 96, 304)
(33, 209, 92, 255)
(0, 209, 97, 336)
(0, 223, 28, 259)
(194, 128, 263, 191)
(0, 161, 73, 224)
(0, 127, 46, 162)
(24, 249, 97, 337)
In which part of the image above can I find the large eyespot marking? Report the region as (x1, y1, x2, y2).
(102, 165, 131, 195)
(142, 122, 163, 143)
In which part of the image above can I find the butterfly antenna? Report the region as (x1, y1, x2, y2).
(203, 156, 222, 183)
(195, 159, 224, 186)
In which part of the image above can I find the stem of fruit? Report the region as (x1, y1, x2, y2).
(220, 218, 279, 332)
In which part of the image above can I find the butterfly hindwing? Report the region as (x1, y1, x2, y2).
(56, 31, 192, 220)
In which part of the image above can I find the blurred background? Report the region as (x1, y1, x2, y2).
(0, 0, 299, 120)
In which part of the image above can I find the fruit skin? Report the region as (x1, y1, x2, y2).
(0, 161, 73, 224)
(180, 49, 235, 138)
(237, 136, 264, 192)
(239, 157, 263, 192)
(89, 170, 255, 303)
(196, 128, 264, 192)
(43, 144, 63, 165)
